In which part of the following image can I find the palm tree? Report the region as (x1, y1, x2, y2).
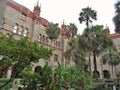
(113, 1, 120, 33)
(83, 25, 114, 78)
(46, 22, 60, 45)
(102, 49, 120, 77)
(78, 7, 97, 28)
(65, 23, 78, 38)
(64, 35, 88, 71)
(79, 7, 97, 74)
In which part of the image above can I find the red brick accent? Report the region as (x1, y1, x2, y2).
(110, 33, 120, 39)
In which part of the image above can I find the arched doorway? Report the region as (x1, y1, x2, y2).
(0, 68, 7, 78)
(103, 70, 110, 78)
(34, 66, 42, 74)
(11, 68, 20, 78)
(93, 70, 100, 78)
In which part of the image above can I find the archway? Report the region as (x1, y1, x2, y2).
(11, 68, 20, 78)
(103, 70, 110, 78)
(34, 66, 42, 74)
(93, 70, 100, 78)
(0, 68, 7, 78)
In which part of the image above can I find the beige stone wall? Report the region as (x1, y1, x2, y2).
(3, 6, 33, 39)
(0, 0, 7, 27)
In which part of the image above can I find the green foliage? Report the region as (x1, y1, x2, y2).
(20, 64, 99, 90)
(79, 7, 97, 28)
(65, 23, 78, 38)
(113, 1, 120, 33)
(0, 32, 52, 70)
(21, 69, 40, 90)
(64, 36, 87, 69)
(64, 65, 99, 90)
(82, 25, 115, 75)
(0, 32, 53, 88)
(46, 22, 60, 42)
(0, 78, 13, 90)
(21, 63, 53, 90)
(102, 51, 120, 66)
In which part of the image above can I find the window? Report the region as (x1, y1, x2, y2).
(0, 68, 6, 78)
(54, 54, 58, 62)
(2, 18, 5, 25)
(37, 34, 41, 42)
(20, 13, 26, 20)
(42, 35, 45, 43)
(18, 26, 23, 35)
(23, 28, 28, 37)
(13, 24, 18, 33)
(45, 37, 48, 44)
(58, 42, 60, 47)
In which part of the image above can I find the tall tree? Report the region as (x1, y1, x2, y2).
(102, 48, 120, 77)
(83, 25, 114, 78)
(113, 1, 120, 33)
(78, 7, 97, 74)
(64, 35, 88, 71)
(46, 22, 60, 45)
(78, 7, 97, 28)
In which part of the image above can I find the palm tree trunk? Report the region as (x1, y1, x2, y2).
(88, 55, 92, 74)
(100, 59, 104, 78)
(93, 51, 97, 71)
(93, 51, 99, 78)
(112, 65, 114, 77)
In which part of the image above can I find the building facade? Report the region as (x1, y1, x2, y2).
(0, 0, 120, 79)
(0, 0, 66, 78)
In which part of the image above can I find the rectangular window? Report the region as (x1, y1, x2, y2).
(45, 37, 48, 44)
(20, 13, 26, 20)
(23, 28, 28, 37)
(13, 24, 18, 33)
(18, 26, 23, 35)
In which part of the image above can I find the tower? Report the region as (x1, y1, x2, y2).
(33, 0, 41, 17)
(105, 24, 110, 35)
(61, 20, 66, 36)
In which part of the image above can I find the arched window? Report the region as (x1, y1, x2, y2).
(93, 70, 100, 78)
(13, 24, 18, 33)
(42, 35, 45, 43)
(103, 70, 110, 78)
(0, 68, 7, 78)
(45, 37, 48, 44)
(54, 54, 58, 62)
(23, 28, 28, 37)
(18, 26, 23, 35)
(35, 66, 42, 74)
(37, 34, 41, 42)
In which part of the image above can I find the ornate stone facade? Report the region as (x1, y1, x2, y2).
(0, 0, 65, 78)
(0, 0, 120, 79)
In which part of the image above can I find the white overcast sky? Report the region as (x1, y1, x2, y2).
(14, 0, 116, 34)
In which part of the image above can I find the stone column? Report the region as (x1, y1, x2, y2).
(7, 67, 12, 78)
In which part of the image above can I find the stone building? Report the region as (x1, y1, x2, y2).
(0, 0, 66, 78)
(0, 0, 120, 79)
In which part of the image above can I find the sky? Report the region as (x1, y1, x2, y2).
(14, 0, 116, 34)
